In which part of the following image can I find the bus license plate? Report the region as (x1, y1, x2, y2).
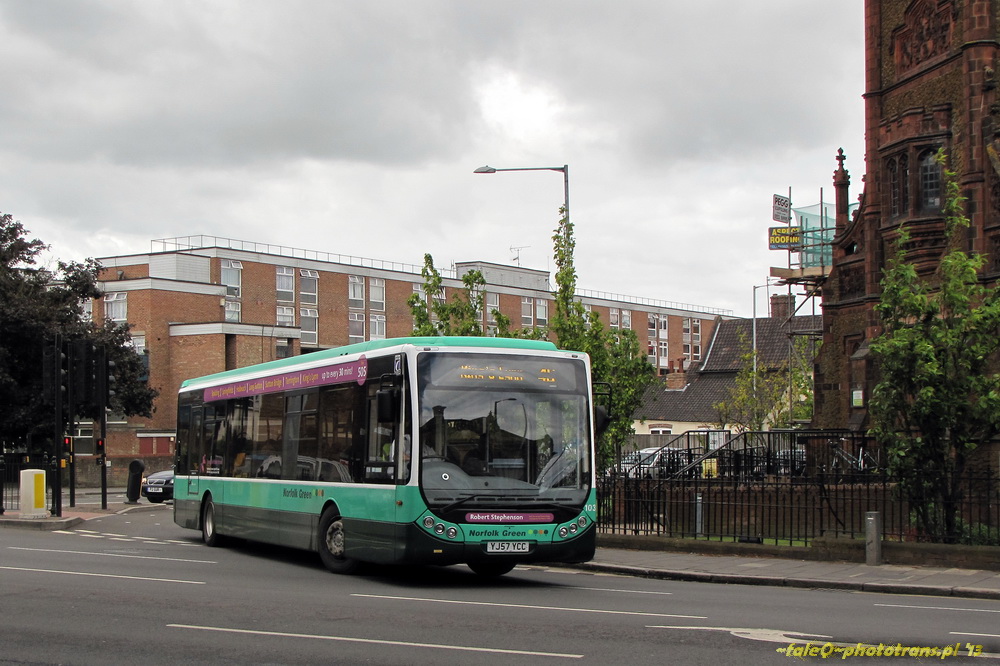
(486, 541, 529, 554)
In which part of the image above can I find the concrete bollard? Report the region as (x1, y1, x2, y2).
(19, 469, 48, 519)
(865, 511, 883, 566)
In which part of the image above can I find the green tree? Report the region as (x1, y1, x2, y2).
(869, 154, 1000, 542)
(0, 213, 157, 450)
(407, 207, 654, 469)
(548, 207, 654, 468)
(407, 254, 486, 336)
(713, 330, 793, 433)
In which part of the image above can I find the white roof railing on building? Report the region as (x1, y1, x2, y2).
(152, 235, 431, 277)
(151, 235, 733, 317)
(575, 289, 733, 317)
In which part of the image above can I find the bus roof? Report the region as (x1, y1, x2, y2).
(178, 336, 563, 392)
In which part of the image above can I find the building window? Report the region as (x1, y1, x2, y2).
(919, 149, 941, 212)
(221, 260, 242, 298)
(81, 299, 92, 322)
(621, 310, 632, 329)
(647, 339, 656, 365)
(276, 338, 292, 359)
(300, 269, 318, 305)
(370, 314, 386, 340)
(683, 318, 701, 343)
(276, 266, 294, 302)
(535, 299, 548, 326)
(104, 292, 127, 322)
(648, 313, 657, 336)
(691, 344, 702, 361)
(658, 315, 668, 339)
(277, 306, 294, 326)
(888, 158, 900, 217)
(300, 308, 318, 345)
(225, 300, 241, 323)
(610, 308, 620, 328)
(349, 276, 365, 309)
(521, 297, 533, 327)
(485, 292, 499, 325)
(659, 339, 669, 365)
(370, 278, 385, 311)
(349, 312, 365, 343)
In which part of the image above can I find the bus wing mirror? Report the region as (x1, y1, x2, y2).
(594, 405, 611, 436)
(376, 388, 399, 423)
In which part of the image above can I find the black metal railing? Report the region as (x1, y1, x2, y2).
(1, 452, 54, 513)
(600, 433, 999, 546)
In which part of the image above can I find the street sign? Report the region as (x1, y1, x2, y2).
(772, 194, 791, 223)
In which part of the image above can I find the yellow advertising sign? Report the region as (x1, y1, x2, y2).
(769, 226, 801, 250)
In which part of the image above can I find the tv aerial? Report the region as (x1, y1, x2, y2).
(510, 245, 529, 266)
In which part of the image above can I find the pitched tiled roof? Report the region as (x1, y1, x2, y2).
(634, 315, 821, 424)
(700, 315, 821, 373)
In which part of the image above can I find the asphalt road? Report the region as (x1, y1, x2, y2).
(1, 505, 998, 664)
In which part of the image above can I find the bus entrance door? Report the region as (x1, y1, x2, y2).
(187, 407, 202, 497)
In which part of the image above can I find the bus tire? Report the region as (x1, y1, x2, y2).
(202, 496, 224, 547)
(468, 561, 516, 577)
(318, 507, 358, 574)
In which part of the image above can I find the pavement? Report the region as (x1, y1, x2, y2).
(3, 490, 1000, 601)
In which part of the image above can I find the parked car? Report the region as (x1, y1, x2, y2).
(140, 469, 174, 503)
(605, 451, 644, 478)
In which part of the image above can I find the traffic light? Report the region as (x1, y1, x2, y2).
(95, 438, 105, 457)
(63, 435, 73, 452)
(71, 339, 95, 406)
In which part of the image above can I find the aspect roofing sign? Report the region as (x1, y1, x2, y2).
(768, 226, 801, 250)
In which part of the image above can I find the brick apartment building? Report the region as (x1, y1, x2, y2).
(87, 235, 732, 459)
(815, 0, 1000, 430)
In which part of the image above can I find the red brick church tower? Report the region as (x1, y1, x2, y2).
(814, 0, 1000, 429)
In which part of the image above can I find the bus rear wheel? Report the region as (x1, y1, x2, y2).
(468, 561, 516, 577)
(318, 508, 358, 574)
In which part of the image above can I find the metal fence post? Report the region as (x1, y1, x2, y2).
(695, 493, 703, 537)
(866, 511, 882, 566)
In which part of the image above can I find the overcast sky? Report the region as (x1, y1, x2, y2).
(1, 1, 865, 317)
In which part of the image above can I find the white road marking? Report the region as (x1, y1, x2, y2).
(952, 632, 1000, 639)
(9, 546, 215, 564)
(167, 624, 583, 658)
(648, 625, 830, 644)
(651, 626, 1000, 659)
(876, 603, 1000, 614)
(0, 565, 204, 585)
(566, 586, 673, 596)
(353, 594, 704, 619)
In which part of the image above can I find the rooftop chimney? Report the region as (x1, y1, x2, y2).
(770, 293, 795, 320)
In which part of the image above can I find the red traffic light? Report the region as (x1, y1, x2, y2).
(95, 438, 106, 455)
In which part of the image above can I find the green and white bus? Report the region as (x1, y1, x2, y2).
(174, 336, 604, 576)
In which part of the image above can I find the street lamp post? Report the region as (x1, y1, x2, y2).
(473, 164, 570, 226)
(751, 281, 776, 379)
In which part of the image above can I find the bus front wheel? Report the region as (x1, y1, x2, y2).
(201, 497, 224, 547)
(318, 508, 358, 574)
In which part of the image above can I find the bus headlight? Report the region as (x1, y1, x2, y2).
(558, 526, 569, 538)
(578, 516, 587, 527)
(422, 516, 435, 529)
(569, 523, 579, 534)
(446, 527, 458, 539)
(434, 523, 446, 535)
